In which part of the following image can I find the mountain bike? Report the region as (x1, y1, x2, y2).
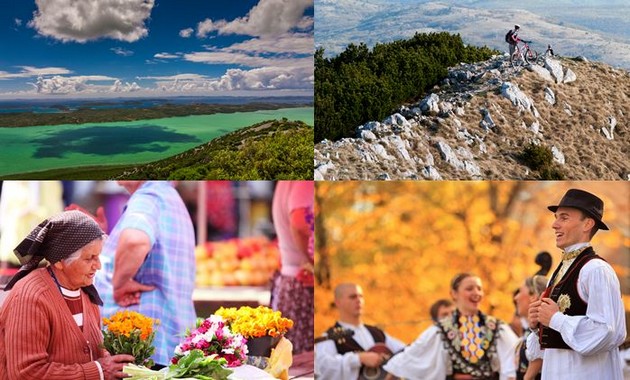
(510, 40, 538, 68)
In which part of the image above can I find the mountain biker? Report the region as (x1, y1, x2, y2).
(506, 24, 521, 61)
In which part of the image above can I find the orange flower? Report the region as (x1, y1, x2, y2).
(215, 306, 293, 339)
(102, 311, 160, 367)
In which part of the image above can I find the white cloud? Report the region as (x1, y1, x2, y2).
(31, 75, 139, 94)
(29, 0, 155, 43)
(110, 79, 141, 92)
(15, 18, 22, 26)
(296, 16, 313, 30)
(111, 47, 134, 56)
(179, 28, 194, 38)
(138, 73, 209, 81)
(154, 52, 180, 59)
(0, 66, 72, 79)
(196, 0, 313, 37)
(228, 33, 313, 55)
(184, 51, 312, 69)
(205, 65, 313, 91)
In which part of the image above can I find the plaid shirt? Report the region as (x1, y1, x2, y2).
(95, 181, 196, 366)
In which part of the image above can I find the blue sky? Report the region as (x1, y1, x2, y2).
(0, 0, 314, 98)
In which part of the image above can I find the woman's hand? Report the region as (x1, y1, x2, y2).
(97, 354, 135, 379)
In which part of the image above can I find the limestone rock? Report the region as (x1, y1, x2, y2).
(421, 166, 443, 180)
(419, 93, 440, 115)
(544, 87, 556, 105)
(479, 108, 495, 131)
(501, 82, 539, 117)
(360, 130, 377, 142)
(544, 58, 564, 83)
(529, 65, 554, 82)
(563, 68, 577, 83)
(551, 146, 565, 165)
(383, 113, 412, 131)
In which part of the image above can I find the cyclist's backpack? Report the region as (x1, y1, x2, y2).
(505, 30, 513, 43)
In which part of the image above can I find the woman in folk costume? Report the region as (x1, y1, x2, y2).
(384, 273, 519, 380)
(0, 210, 134, 380)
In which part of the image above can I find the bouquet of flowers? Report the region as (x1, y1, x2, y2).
(103, 311, 159, 368)
(215, 306, 293, 338)
(172, 315, 248, 368)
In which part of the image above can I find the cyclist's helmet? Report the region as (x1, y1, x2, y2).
(514, 24, 520, 30)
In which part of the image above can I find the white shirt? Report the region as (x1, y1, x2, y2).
(526, 256, 626, 380)
(383, 323, 519, 380)
(314, 321, 406, 380)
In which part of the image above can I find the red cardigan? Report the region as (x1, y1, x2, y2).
(0, 268, 105, 380)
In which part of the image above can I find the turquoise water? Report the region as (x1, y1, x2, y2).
(0, 107, 313, 176)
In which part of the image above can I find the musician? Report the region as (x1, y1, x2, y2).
(315, 283, 405, 380)
(526, 189, 626, 380)
(383, 273, 519, 380)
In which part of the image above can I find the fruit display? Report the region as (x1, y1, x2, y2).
(195, 237, 280, 287)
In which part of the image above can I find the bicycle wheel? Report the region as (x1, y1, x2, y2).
(536, 54, 545, 66)
(511, 52, 523, 68)
(525, 49, 539, 65)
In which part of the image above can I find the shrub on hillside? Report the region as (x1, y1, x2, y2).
(315, 32, 498, 142)
(519, 143, 565, 180)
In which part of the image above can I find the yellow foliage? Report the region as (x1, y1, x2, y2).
(315, 181, 630, 343)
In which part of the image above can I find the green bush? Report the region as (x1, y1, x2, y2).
(315, 32, 498, 142)
(519, 143, 565, 179)
(520, 143, 553, 171)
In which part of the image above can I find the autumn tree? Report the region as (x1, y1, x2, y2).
(314, 182, 630, 343)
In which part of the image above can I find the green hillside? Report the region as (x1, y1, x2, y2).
(114, 118, 314, 180)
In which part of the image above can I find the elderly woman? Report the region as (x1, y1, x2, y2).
(384, 273, 519, 380)
(0, 210, 134, 380)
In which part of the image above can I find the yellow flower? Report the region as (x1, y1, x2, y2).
(102, 311, 160, 367)
(215, 306, 293, 339)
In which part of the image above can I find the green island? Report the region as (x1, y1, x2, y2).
(0, 102, 312, 128)
(0, 119, 314, 180)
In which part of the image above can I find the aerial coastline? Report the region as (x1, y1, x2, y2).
(0, 101, 313, 128)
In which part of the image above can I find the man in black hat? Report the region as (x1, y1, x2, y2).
(527, 189, 626, 380)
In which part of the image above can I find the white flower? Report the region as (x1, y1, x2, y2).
(191, 334, 203, 344)
(209, 314, 224, 324)
(174, 345, 183, 355)
(222, 348, 235, 355)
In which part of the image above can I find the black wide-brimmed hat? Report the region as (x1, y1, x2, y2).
(548, 189, 609, 230)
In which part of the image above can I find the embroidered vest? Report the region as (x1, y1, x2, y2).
(539, 247, 601, 349)
(437, 311, 501, 379)
(327, 322, 385, 354)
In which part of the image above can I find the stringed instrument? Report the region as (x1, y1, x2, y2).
(358, 343, 401, 380)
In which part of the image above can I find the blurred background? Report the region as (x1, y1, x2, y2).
(314, 181, 629, 344)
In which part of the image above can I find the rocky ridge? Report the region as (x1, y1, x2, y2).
(314, 55, 629, 180)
